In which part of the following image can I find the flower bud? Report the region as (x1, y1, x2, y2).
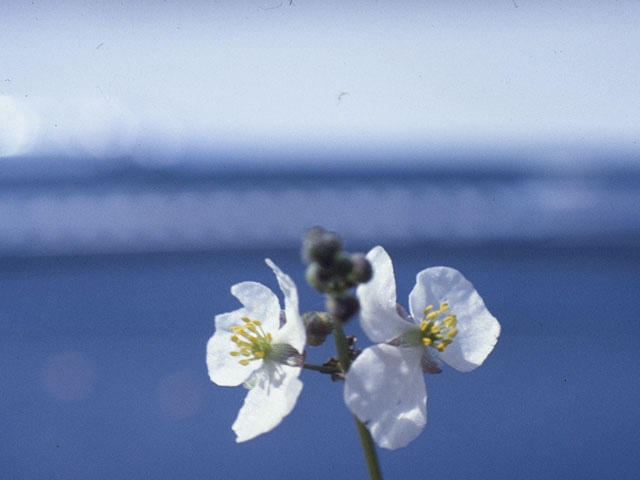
(326, 293, 360, 322)
(350, 253, 372, 284)
(301, 226, 324, 263)
(302, 227, 342, 267)
(332, 253, 354, 278)
(305, 262, 331, 292)
(302, 311, 334, 346)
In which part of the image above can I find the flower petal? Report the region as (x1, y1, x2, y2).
(265, 259, 305, 352)
(409, 266, 500, 372)
(356, 246, 416, 343)
(206, 308, 261, 386)
(232, 363, 303, 442)
(231, 281, 281, 333)
(344, 344, 426, 450)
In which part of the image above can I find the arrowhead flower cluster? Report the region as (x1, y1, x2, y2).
(206, 229, 501, 479)
(344, 246, 501, 449)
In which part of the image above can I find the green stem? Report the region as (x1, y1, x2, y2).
(332, 317, 384, 480)
(332, 318, 351, 372)
(354, 417, 383, 480)
(302, 363, 338, 374)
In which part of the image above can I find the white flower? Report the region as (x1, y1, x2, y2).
(344, 246, 500, 449)
(206, 259, 306, 442)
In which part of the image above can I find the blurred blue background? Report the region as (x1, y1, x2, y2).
(2, 1, 640, 479)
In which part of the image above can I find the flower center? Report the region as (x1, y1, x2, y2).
(229, 317, 273, 366)
(419, 302, 458, 352)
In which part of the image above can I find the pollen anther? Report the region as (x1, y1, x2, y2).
(229, 317, 273, 366)
(419, 302, 458, 352)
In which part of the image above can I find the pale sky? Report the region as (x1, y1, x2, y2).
(1, 0, 639, 167)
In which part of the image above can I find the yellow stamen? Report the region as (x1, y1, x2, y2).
(419, 302, 457, 352)
(237, 330, 256, 341)
(443, 315, 457, 328)
(229, 316, 273, 366)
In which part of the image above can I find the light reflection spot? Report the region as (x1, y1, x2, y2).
(41, 351, 96, 403)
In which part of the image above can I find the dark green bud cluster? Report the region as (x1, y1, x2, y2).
(301, 311, 334, 347)
(302, 227, 373, 296)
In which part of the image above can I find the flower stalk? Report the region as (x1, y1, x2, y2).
(332, 305, 383, 480)
(354, 417, 383, 480)
(302, 363, 338, 374)
(302, 226, 383, 480)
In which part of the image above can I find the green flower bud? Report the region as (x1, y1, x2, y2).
(302, 311, 334, 346)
